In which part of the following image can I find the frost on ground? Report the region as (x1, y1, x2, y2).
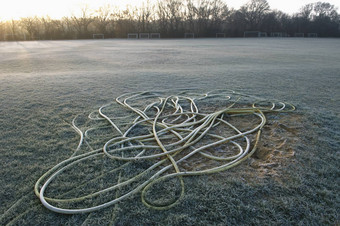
(0, 39, 339, 225)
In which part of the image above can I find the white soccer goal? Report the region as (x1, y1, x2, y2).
(294, 33, 304, 37)
(270, 32, 283, 37)
(150, 33, 161, 39)
(184, 33, 195, 38)
(259, 32, 267, 37)
(139, 33, 150, 39)
(93, 34, 104, 39)
(307, 33, 318, 38)
(127, 33, 138, 39)
(216, 33, 226, 38)
(244, 31, 260, 37)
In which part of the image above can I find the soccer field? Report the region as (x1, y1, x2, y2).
(0, 38, 339, 225)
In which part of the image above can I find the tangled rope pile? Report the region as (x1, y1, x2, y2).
(35, 90, 295, 214)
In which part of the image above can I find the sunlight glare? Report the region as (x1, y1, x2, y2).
(0, 0, 147, 20)
(0, 0, 339, 21)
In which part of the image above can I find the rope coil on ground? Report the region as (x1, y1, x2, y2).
(35, 90, 295, 214)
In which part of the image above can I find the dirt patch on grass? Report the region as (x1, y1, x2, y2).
(248, 113, 303, 181)
(176, 111, 304, 185)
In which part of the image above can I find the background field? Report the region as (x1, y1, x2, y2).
(0, 38, 339, 225)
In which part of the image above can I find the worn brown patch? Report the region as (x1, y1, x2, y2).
(174, 112, 303, 185)
(245, 113, 303, 183)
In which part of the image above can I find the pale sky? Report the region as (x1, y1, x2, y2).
(0, 0, 339, 21)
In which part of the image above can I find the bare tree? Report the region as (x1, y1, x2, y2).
(207, 0, 231, 35)
(296, 2, 339, 36)
(261, 10, 289, 32)
(299, 3, 314, 19)
(157, 0, 184, 37)
(1, 0, 339, 40)
(114, 6, 139, 36)
(93, 4, 113, 35)
(195, 0, 211, 35)
(10, 20, 19, 39)
(0, 21, 5, 41)
(71, 5, 94, 38)
(156, 0, 169, 34)
(20, 17, 41, 40)
(183, 0, 230, 36)
(184, 0, 196, 32)
(137, 0, 155, 32)
(59, 17, 76, 39)
(312, 2, 338, 20)
(240, 0, 270, 30)
(40, 16, 54, 40)
(226, 9, 247, 36)
(210, 0, 230, 24)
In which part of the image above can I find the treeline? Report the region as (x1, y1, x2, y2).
(1, 0, 339, 41)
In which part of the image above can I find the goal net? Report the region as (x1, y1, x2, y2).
(216, 33, 226, 38)
(150, 33, 161, 39)
(127, 33, 138, 39)
(270, 32, 283, 37)
(93, 34, 104, 39)
(259, 32, 267, 37)
(294, 33, 304, 37)
(244, 31, 261, 37)
(139, 33, 150, 39)
(184, 33, 195, 38)
(307, 33, 318, 38)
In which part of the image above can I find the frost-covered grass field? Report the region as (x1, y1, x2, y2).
(0, 38, 339, 225)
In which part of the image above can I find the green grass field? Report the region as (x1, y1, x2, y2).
(0, 38, 339, 225)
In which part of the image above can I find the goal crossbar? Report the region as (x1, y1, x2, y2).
(307, 33, 318, 37)
(294, 33, 304, 37)
(93, 34, 104, 39)
(127, 33, 138, 39)
(150, 33, 161, 39)
(184, 33, 195, 38)
(139, 33, 150, 39)
(244, 31, 261, 37)
(216, 33, 226, 38)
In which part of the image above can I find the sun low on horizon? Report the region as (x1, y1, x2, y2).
(1, 0, 339, 21)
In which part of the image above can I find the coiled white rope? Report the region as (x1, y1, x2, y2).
(35, 90, 295, 214)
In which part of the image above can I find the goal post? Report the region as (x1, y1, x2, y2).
(139, 33, 150, 39)
(216, 33, 226, 38)
(127, 33, 138, 39)
(294, 33, 304, 37)
(150, 33, 161, 39)
(307, 33, 318, 38)
(259, 32, 267, 37)
(93, 34, 104, 39)
(244, 31, 260, 37)
(270, 32, 283, 37)
(184, 33, 195, 38)
(127, 33, 161, 39)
